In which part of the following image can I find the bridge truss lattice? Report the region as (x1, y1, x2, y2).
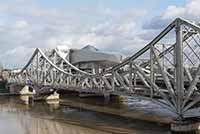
(9, 18, 200, 120)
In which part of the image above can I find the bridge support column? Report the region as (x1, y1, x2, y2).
(171, 119, 200, 133)
(19, 85, 35, 95)
(104, 93, 110, 102)
(46, 91, 60, 101)
(9, 84, 35, 95)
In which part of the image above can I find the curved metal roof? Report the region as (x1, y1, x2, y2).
(69, 45, 122, 67)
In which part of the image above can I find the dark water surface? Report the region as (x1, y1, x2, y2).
(0, 95, 171, 134)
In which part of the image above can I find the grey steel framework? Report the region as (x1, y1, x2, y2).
(9, 18, 200, 120)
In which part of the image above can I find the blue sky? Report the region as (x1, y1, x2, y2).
(0, 0, 199, 68)
(29, 0, 186, 17)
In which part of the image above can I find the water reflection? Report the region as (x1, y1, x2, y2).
(0, 96, 170, 134)
(20, 116, 110, 134)
(0, 97, 110, 134)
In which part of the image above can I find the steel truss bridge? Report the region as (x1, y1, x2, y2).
(8, 18, 200, 120)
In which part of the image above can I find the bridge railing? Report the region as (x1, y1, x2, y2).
(9, 18, 200, 120)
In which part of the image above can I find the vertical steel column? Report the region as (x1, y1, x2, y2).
(133, 69, 137, 87)
(68, 67, 72, 86)
(150, 46, 155, 98)
(129, 61, 133, 91)
(52, 52, 56, 86)
(175, 19, 184, 119)
(162, 43, 165, 67)
(44, 60, 47, 85)
(112, 70, 115, 91)
(36, 53, 39, 85)
(25, 71, 27, 84)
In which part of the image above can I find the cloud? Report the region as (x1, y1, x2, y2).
(143, 0, 200, 30)
(143, 16, 170, 30)
(0, 46, 34, 68)
(15, 20, 28, 29)
(161, 5, 185, 19)
(161, 0, 200, 20)
(0, 0, 149, 68)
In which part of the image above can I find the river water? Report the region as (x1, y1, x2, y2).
(0, 95, 173, 134)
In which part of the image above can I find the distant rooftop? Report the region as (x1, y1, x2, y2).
(81, 45, 98, 51)
(65, 44, 123, 68)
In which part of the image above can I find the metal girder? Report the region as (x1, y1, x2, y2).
(9, 18, 200, 120)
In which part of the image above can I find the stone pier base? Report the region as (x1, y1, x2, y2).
(46, 91, 60, 101)
(171, 119, 200, 133)
(9, 84, 35, 95)
(19, 85, 35, 95)
(104, 93, 110, 102)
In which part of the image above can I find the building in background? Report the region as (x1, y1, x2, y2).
(57, 45, 123, 74)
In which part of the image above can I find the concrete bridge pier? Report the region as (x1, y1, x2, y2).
(9, 84, 35, 95)
(45, 91, 60, 101)
(44, 91, 60, 105)
(171, 119, 200, 133)
(33, 90, 60, 102)
(19, 85, 35, 95)
(103, 93, 110, 103)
